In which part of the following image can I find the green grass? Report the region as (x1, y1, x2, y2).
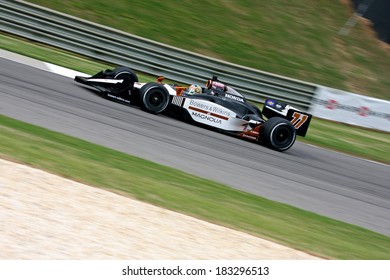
(1, 114, 390, 259)
(0, 33, 149, 82)
(26, 0, 390, 100)
(301, 118, 390, 164)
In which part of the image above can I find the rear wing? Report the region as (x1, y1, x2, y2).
(262, 99, 312, 137)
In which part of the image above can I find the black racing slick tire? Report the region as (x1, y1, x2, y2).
(139, 83, 170, 114)
(111, 67, 138, 91)
(261, 117, 296, 151)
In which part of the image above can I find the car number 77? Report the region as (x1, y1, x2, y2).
(290, 112, 309, 129)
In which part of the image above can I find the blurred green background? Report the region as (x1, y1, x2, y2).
(28, 0, 390, 100)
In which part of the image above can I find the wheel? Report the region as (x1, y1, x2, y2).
(261, 117, 296, 151)
(139, 82, 170, 114)
(111, 66, 138, 91)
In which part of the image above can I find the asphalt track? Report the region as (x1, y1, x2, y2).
(1, 53, 389, 236)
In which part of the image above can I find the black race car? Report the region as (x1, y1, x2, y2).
(75, 66, 311, 151)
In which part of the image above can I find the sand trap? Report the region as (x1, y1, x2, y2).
(0, 159, 319, 259)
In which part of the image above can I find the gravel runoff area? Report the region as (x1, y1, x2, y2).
(0, 159, 320, 259)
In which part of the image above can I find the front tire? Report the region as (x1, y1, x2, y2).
(261, 117, 296, 151)
(112, 67, 138, 91)
(139, 83, 170, 114)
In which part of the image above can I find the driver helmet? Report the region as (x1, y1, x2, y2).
(186, 84, 202, 95)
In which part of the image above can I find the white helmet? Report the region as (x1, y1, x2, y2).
(186, 84, 202, 95)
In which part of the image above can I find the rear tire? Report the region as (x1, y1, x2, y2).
(261, 117, 296, 151)
(139, 83, 170, 114)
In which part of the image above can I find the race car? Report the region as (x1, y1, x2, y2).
(75, 66, 312, 151)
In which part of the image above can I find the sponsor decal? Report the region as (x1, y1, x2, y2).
(358, 106, 370, 117)
(266, 99, 275, 106)
(107, 94, 130, 103)
(326, 99, 338, 110)
(225, 93, 244, 102)
(312, 97, 389, 119)
(191, 112, 222, 124)
(241, 134, 257, 140)
(265, 99, 284, 110)
(188, 100, 230, 119)
(239, 125, 261, 140)
(290, 112, 309, 129)
(189, 100, 209, 111)
(189, 106, 228, 121)
(310, 86, 390, 132)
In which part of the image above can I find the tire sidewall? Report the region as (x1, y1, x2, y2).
(112, 67, 138, 90)
(140, 83, 170, 114)
(262, 117, 296, 151)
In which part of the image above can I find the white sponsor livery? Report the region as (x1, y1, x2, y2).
(189, 99, 210, 111)
(191, 112, 222, 124)
(212, 106, 231, 117)
(188, 99, 232, 117)
(225, 93, 244, 103)
(182, 98, 250, 131)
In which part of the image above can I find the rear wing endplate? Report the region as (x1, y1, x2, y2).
(262, 99, 312, 137)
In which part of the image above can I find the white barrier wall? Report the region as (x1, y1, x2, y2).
(309, 86, 390, 132)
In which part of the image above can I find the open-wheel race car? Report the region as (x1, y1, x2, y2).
(75, 66, 312, 151)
